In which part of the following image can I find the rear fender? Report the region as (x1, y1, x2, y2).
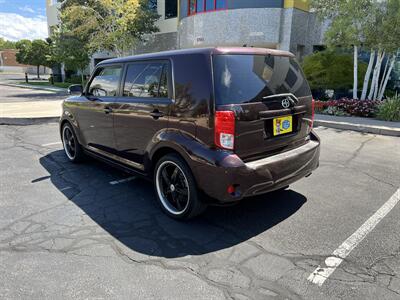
(145, 128, 243, 177)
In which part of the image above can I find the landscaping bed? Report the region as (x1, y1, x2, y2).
(314, 97, 400, 122)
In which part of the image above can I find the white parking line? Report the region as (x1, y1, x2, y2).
(109, 176, 136, 185)
(42, 141, 62, 147)
(308, 188, 400, 286)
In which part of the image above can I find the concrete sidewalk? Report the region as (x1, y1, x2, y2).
(0, 82, 67, 93)
(314, 114, 400, 137)
(0, 100, 62, 125)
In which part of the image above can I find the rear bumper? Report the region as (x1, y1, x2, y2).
(193, 131, 320, 203)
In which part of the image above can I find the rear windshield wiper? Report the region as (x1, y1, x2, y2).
(262, 93, 299, 105)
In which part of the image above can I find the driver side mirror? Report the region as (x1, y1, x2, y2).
(68, 84, 83, 95)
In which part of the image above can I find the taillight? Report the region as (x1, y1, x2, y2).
(215, 111, 235, 150)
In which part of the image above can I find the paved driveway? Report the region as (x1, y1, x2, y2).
(0, 124, 399, 299)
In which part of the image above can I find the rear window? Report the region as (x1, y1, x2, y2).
(213, 54, 311, 105)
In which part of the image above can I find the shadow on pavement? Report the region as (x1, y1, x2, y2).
(10, 92, 67, 99)
(38, 150, 307, 258)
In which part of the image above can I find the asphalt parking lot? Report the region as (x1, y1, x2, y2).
(0, 122, 399, 299)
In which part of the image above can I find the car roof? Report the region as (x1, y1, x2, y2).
(98, 47, 295, 66)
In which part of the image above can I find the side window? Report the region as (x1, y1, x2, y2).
(123, 62, 169, 98)
(88, 66, 122, 97)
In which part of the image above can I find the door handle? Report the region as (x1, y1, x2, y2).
(104, 107, 113, 114)
(150, 110, 164, 119)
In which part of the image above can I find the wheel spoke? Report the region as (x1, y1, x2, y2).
(175, 195, 183, 210)
(70, 139, 75, 150)
(161, 168, 171, 185)
(175, 187, 188, 196)
(171, 167, 179, 183)
(66, 129, 71, 141)
(170, 190, 177, 203)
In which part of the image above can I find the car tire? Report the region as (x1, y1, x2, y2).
(61, 123, 85, 163)
(154, 153, 207, 220)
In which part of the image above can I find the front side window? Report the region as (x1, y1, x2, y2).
(88, 66, 122, 97)
(123, 62, 169, 98)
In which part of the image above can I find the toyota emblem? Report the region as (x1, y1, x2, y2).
(281, 98, 291, 109)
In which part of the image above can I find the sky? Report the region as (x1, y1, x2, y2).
(0, 0, 48, 41)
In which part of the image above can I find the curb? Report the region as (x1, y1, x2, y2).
(0, 117, 60, 126)
(0, 83, 67, 93)
(314, 120, 400, 137)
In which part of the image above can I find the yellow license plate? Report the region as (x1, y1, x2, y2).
(273, 116, 293, 136)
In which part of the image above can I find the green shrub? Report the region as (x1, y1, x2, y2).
(377, 97, 400, 122)
(67, 75, 85, 84)
(302, 50, 367, 90)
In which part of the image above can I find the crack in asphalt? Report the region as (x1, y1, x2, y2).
(344, 135, 376, 165)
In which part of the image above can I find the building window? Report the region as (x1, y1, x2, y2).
(189, 0, 196, 15)
(216, 0, 226, 9)
(206, 0, 214, 11)
(188, 0, 227, 15)
(148, 0, 157, 11)
(313, 45, 326, 53)
(197, 0, 205, 12)
(165, 0, 177, 19)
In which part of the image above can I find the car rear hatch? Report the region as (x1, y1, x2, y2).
(212, 52, 314, 162)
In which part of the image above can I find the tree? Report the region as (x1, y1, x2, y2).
(15, 39, 52, 79)
(311, 0, 374, 99)
(60, 0, 160, 57)
(311, 0, 400, 100)
(302, 50, 368, 91)
(49, 31, 90, 85)
(371, 0, 400, 100)
(15, 39, 32, 65)
(0, 38, 16, 50)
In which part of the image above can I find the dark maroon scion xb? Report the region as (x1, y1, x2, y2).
(60, 47, 320, 220)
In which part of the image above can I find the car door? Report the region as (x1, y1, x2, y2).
(113, 60, 172, 168)
(77, 65, 122, 154)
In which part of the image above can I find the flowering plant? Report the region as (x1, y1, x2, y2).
(314, 98, 381, 118)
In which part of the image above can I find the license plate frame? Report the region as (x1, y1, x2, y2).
(273, 115, 293, 136)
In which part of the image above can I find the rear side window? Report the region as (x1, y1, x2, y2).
(213, 55, 311, 105)
(123, 62, 169, 98)
(88, 66, 122, 97)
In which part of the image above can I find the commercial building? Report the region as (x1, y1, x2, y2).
(138, 0, 326, 61)
(0, 49, 50, 74)
(46, 0, 326, 70)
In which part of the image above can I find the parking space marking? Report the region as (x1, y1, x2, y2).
(42, 141, 62, 147)
(109, 176, 136, 185)
(308, 188, 400, 286)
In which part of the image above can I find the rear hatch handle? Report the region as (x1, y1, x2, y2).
(262, 93, 299, 106)
(258, 105, 307, 119)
